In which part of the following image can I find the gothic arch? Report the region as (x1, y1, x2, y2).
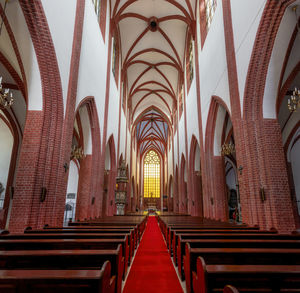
(180, 154, 187, 213)
(9, 0, 64, 231)
(243, 0, 296, 119)
(189, 135, 203, 217)
(73, 96, 102, 220)
(103, 135, 117, 216)
(204, 96, 231, 220)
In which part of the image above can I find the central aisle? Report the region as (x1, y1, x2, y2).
(123, 216, 183, 293)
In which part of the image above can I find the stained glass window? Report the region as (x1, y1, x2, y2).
(144, 150, 160, 198)
(205, 0, 217, 30)
(92, 0, 101, 18)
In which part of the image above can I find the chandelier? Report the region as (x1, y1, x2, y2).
(221, 142, 235, 156)
(70, 145, 84, 160)
(288, 87, 300, 112)
(0, 77, 13, 107)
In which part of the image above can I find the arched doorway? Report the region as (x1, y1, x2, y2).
(205, 96, 235, 221)
(180, 154, 188, 214)
(189, 136, 203, 217)
(103, 135, 116, 216)
(63, 160, 79, 223)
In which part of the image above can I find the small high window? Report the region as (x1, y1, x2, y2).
(205, 0, 217, 30)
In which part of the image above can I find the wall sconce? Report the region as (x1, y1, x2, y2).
(40, 187, 47, 202)
(260, 187, 266, 202)
(63, 163, 69, 173)
(238, 165, 243, 175)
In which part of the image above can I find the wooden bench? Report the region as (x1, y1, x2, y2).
(1, 232, 134, 265)
(0, 248, 123, 293)
(0, 237, 129, 282)
(168, 227, 276, 254)
(193, 257, 300, 293)
(0, 261, 115, 293)
(23, 228, 137, 262)
(184, 246, 300, 293)
(175, 233, 300, 274)
(41, 225, 139, 245)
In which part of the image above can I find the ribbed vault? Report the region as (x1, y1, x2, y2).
(111, 0, 196, 151)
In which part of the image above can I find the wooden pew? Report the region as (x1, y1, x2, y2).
(184, 246, 300, 293)
(0, 261, 115, 293)
(175, 233, 300, 273)
(157, 215, 254, 240)
(70, 216, 147, 237)
(193, 257, 300, 293)
(0, 247, 123, 293)
(168, 227, 276, 254)
(223, 285, 239, 293)
(1, 232, 134, 265)
(24, 228, 135, 261)
(0, 237, 129, 282)
(41, 226, 139, 246)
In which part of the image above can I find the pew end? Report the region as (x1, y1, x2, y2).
(100, 261, 116, 293)
(224, 285, 239, 293)
(192, 256, 206, 293)
(0, 230, 9, 235)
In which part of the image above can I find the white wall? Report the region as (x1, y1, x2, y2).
(79, 106, 92, 155)
(77, 0, 110, 140)
(3, 0, 43, 111)
(199, 0, 231, 143)
(231, 0, 266, 114)
(64, 160, 79, 222)
(263, 4, 298, 118)
(42, 0, 77, 115)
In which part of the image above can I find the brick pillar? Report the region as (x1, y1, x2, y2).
(193, 173, 203, 217)
(107, 169, 117, 216)
(8, 111, 43, 232)
(76, 155, 92, 220)
(237, 119, 295, 232)
(212, 156, 227, 221)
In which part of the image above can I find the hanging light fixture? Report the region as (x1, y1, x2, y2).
(292, 5, 300, 34)
(221, 142, 235, 156)
(70, 145, 84, 160)
(0, 77, 13, 107)
(288, 87, 300, 112)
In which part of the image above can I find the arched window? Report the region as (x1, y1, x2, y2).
(144, 150, 160, 198)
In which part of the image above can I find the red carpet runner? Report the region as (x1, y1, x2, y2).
(123, 216, 183, 293)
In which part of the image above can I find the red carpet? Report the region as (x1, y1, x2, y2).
(123, 216, 183, 293)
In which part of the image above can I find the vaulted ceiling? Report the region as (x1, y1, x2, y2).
(111, 0, 196, 155)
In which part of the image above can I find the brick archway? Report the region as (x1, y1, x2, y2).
(239, 0, 297, 232)
(9, 0, 64, 231)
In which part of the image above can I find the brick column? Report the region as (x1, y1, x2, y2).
(8, 111, 44, 232)
(76, 155, 92, 220)
(237, 119, 295, 232)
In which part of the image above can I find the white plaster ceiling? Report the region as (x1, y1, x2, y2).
(112, 0, 196, 154)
